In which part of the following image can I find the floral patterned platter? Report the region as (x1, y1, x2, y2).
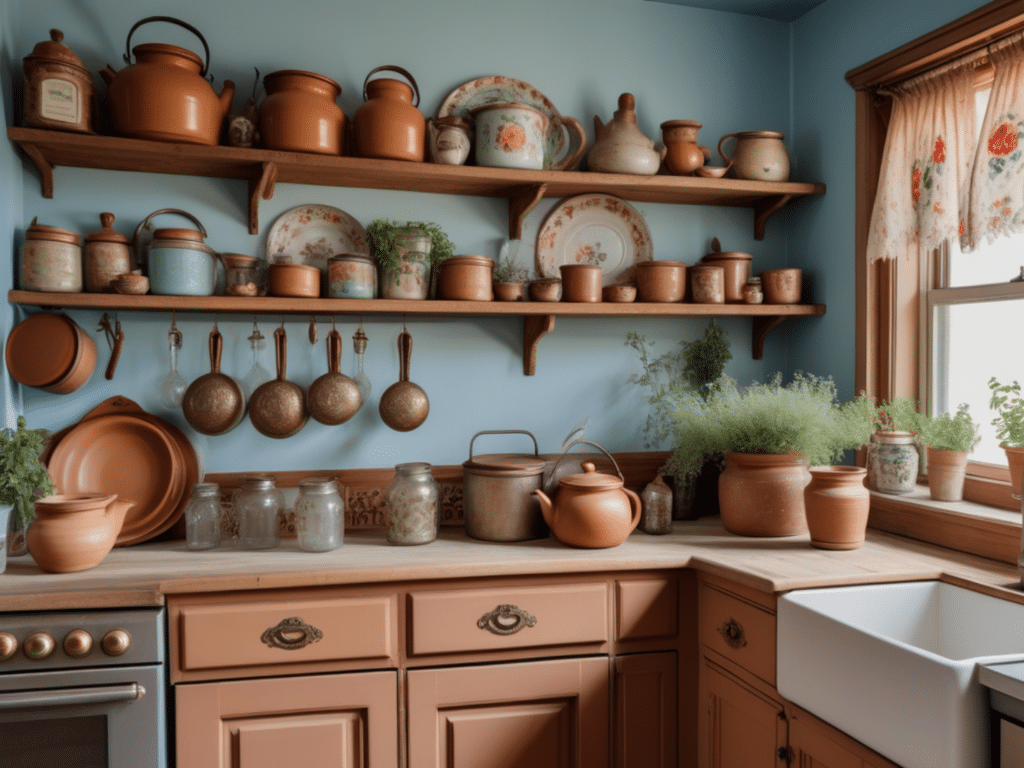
(265, 204, 369, 274)
(535, 194, 653, 286)
(436, 76, 583, 169)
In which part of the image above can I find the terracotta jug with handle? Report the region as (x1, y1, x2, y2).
(533, 461, 641, 548)
(27, 493, 134, 573)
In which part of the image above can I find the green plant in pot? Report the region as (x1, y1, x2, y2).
(366, 219, 454, 300)
(663, 372, 876, 537)
(492, 257, 531, 301)
(917, 403, 980, 502)
(989, 377, 1024, 499)
(0, 417, 57, 560)
(868, 395, 927, 494)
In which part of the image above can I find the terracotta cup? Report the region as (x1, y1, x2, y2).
(635, 261, 687, 302)
(761, 268, 802, 304)
(690, 265, 726, 304)
(559, 265, 603, 302)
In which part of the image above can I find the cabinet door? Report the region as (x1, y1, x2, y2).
(614, 652, 677, 768)
(699, 658, 786, 768)
(787, 705, 901, 768)
(175, 669, 398, 768)
(407, 656, 610, 768)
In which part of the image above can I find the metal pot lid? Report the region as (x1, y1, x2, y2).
(463, 452, 546, 475)
(559, 461, 623, 490)
(24, 29, 88, 71)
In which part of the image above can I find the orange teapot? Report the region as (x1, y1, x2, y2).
(100, 17, 234, 146)
(534, 459, 641, 549)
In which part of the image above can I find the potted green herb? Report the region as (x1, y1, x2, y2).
(988, 377, 1024, 499)
(917, 403, 981, 502)
(868, 395, 926, 494)
(0, 417, 57, 559)
(492, 257, 530, 301)
(366, 219, 454, 300)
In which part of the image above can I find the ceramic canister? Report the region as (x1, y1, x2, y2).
(437, 256, 494, 301)
(84, 213, 132, 292)
(471, 102, 547, 170)
(328, 253, 377, 299)
(690, 264, 726, 304)
(22, 29, 93, 134)
(147, 228, 218, 296)
(20, 221, 82, 292)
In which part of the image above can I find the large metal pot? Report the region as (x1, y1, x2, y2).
(461, 430, 547, 542)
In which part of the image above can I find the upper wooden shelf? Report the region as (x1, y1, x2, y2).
(7, 127, 826, 239)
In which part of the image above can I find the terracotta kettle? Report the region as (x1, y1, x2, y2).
(588, 93, 664, 176)
(27, 493, 134, 573)
(533, 460, 642, 548)
(100, 16, 234, 146)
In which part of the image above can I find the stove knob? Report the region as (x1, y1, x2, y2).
(63, 629, 93, 658)
(0, 632, 17, 661)
(23, 631, 55, 660)
(101, 629, 131, 657)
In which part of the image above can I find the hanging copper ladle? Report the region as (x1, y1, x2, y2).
(378, 322, 429, 432)
(307, 317, 362, 425)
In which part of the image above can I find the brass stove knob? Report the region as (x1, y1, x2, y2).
(23, 631, 55, 660)
(0, 632, 17, 661)
(63, 629, 93, 658)
(101, 628, 131, 657)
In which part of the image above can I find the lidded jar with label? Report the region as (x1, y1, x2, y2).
(84, 213, 132, 292)
(22, 29, 93, 134)
(184, 482, 222, 551)
(234, 474, 284, 550)
(384, 462, 439, 545)
(295, 477, 344, 552)
(21, 219, 82, 293)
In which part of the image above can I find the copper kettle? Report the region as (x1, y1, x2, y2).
(100, 16, 234, 146)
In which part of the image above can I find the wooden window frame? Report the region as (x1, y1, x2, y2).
(847, 0, 1024, 562)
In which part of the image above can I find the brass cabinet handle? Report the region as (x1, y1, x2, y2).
(261, 617, 323, 650)
(477, 604, 537, 636)
(717, 617, 747, 649)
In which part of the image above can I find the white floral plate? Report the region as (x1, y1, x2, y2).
(265, 204, 369, 273)
(535, 194, 653, 286)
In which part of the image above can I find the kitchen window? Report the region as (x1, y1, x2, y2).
(848, 0, 1024, 563)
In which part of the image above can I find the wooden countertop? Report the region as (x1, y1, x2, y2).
(1, 520, 1020, 612)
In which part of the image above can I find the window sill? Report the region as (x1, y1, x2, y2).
(870, 487, 1021, 565)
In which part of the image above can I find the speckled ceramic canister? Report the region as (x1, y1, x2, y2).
(20, 221, 82, 292)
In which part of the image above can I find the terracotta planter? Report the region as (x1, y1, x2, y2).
(635, 261, 687, 302)
(804, 466, 870, 550)
(926, 447, 969, 501)
(1003, 444, 1024, 500)
(493, 281, 525, 301)
(559, 264, 602, 302)
(718, 452, 811, 537)
(436, 255, 494, 301)
(865, 431, 919, 493)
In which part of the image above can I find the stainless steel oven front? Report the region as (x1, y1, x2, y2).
(0, 607, 167, 768)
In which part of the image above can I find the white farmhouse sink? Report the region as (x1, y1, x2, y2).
(777, 580, 1024, 768)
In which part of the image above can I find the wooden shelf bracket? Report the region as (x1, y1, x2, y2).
(508, 183, 547, 239)
(18, 141, 54, 199)
(247, 161, 279, 234)
(753, 194, 794, 240)
(752, 315, 790, 359)
(523, 314, 556, 375)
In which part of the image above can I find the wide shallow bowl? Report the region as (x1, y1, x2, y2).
(528, 277, 562, 302)
(602, 283, 636, 303)
(111, 273, 150, 295)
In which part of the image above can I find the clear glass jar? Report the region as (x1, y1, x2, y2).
(185, 482, 222, 550)
(639, 475, 673, 535)
(222, 253, 260, 297)
(384, 462, 439, 545)
(296, 477, 344, 552)
(234, 474, 284, 550)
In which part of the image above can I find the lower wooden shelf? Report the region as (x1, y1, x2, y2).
(7, 290, 826, 375)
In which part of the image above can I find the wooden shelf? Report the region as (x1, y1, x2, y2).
(8, 290, 826, 374)
(7, 127, 826, 239)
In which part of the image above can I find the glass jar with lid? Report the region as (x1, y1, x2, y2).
(222, 253, 260, 296)
(384, 462, 440, 545)
(234, 474, 284, 550)
(184, 482, 222, 550)
(295, 477, 344, 552)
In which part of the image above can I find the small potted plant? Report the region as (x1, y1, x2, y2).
(917, 403, 981, 502)
(366, 219, 454, 300)
(492, 257, 530, 301)
(868, 395, 926, 494)
(988, 377, 1024, 499)
(0, 417, 57, 561)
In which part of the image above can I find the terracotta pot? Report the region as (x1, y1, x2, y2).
(701, 250, 752, 303)
(1003, 444, 1024, 500)
(493, 281, 525, 301)
(761, 268, 802, 304)
(866, 431, 919, 493)
(926, 447, 969, 501)
(559, 264, 602, 302)
(718, 452, 811, 537)
(84, 213, 133, 292)
(353, 65, 425, 162)
(260, 69, 346, 155)
(803, 466, 870, 550)
(268, 263, 320, 298)
(533, 460, 642, 548)
(436, 255, 494, 301)
(602, 283, 636, 303)
(529, 278, 562, 302)
(99, 17, 234, 146)
(660, 120, 710, 175)
(690, 264, 725, 304)
(5, 313, 96, 394)
(635, 261, 686, 302)
(27, 494, 134, 573)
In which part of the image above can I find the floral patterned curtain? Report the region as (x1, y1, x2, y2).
(967, 34, 1024, 249)
(866, 57, 979, 263)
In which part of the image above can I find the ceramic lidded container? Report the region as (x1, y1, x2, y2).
(147, 227, 218, 296)
(84, 213, 132, 293)
(437, 255, 494, 301)
(20, 220, 82, 293)
(328, 253, 377, 299)
(533, 461, 642, 548)
(22, 28, 94, 134)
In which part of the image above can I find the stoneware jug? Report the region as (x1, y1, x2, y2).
(260, 69, 346, 155)
(27, 493, 134, 573)
(718, 131, 790, 182)
(353, 65, 425, 162)
(588, 93, 664, 176)
(100, 16, 234, 146)
(426, 116, 471, 165)
(534, 461, 641, 548)
(660, 120, 711, 175)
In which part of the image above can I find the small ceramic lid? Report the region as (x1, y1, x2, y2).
(463, 453, 546, 477)
(5, 314, 79, 387)
(559, 462, 623, 490)
(23, 29, 88, 71)
(329, 253, 374, 266)
(222, 253, 257, 268)
(26, 221, 80, 245)
(153, 227, 205, 243)
(636, 260, 686, 269)
(85, 213, 131, 244)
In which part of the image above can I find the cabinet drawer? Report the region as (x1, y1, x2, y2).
(409, 583, 609, 656)
(616, 578, 679, 641)
(699, 582, 776, 685)
(176, 595, 397, 674)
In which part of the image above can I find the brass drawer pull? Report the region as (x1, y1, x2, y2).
(477, 604, 537, 636)
(261, 617, 323, 650)
(717, 617, 747, 649)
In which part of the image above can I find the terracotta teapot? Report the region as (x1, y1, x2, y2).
(27, 493, 134, 573)
(533, 461, 642, 548)
(100, 16, 234, 146)
(588, 93, 664, 176)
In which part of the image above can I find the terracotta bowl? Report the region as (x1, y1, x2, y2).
(111, 273, 150, 295)
(269, 263, 321, 298)
(529, 277, 562, 302)
(602, 283, 637, 303)
(760, 268, 803, 304)
(695, 164, 731, 178)
(493, 281, 525, 301)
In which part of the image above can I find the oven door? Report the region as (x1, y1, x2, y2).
(0, 664, 166, 768)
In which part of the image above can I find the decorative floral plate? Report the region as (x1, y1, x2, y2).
(265, 204, 369, 273)
(535, 194, 653, 285)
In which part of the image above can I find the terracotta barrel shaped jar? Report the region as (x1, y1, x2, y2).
(559, 264, 603, 302)
(437, 256, 494, 301)
(718, 452, 811, 537)
(689, 264, 725, 304)
(20, 220, 82, 292)
(260, 70, 346, 155)
(354, 65, 425, 162)
(803, 466, 870, 550)
(635, 260, 686, 302)
(926, 447, 969, 501)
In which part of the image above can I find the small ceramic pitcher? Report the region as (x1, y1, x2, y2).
(471, 102, 587, 171)
(718, 131, 790, 182)
(427, 116, 471, 165)
(660, 120, 711, 175)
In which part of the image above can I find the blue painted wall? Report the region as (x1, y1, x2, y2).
(0, 0, 989, 473)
